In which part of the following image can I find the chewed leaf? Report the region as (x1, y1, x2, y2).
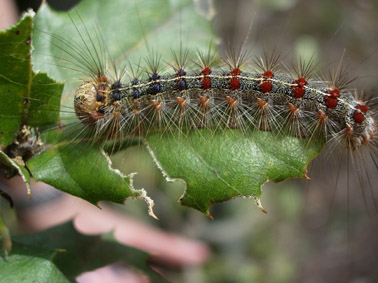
(27, 141, 157, 218)
(147, 130, 323, 216)
(27, 143, 134, 203)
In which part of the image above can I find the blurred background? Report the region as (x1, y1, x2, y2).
(1, 0, 378, 282)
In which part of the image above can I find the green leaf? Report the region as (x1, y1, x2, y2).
(0, 12, 33, 147)
(27, 142, 138, 204)
(27, 0, 214, 215)
(0, 12, 64, 148)
(147, 130, 323, 216)
(28, 72, 64, 128)
(0, 11, 63, 183)
(32, 0, 215, 96)
(0, 243, 69, 283)
(11, 221, 161, 282)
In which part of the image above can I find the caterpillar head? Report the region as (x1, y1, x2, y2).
(74, 80, 111, 125)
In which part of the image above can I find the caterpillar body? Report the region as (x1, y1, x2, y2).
(74, 68, 375, 149)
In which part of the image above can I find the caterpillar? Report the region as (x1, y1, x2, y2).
(73, 55, 375, 147)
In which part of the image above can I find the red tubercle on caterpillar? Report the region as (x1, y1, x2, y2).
(292, 77, 307, 99)
(229, 68, 241, 90)
(328, 88, 340, 98)
(353, 104, 369, 123)
(325, 97, 338, 109)
(296, 77, 307, 87)
(325, 87, 341, 109)
(353, 111, 365, 123)
(293, 87, 305, 98)
(259, 70, 274, 93)
(201, 67, 212, 89)
(202, 66, 211, 75)
(202, 77, 211, 89)
(260, 81, 272, 93)
(263, 71, 273, 78)
(356, 104, 368, 113)
(230, 68, 241, 77)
